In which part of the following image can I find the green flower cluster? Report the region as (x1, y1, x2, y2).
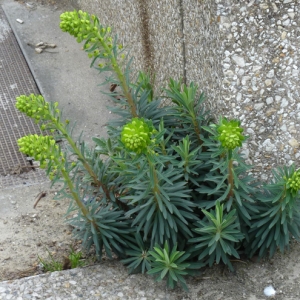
(286, 169, 300, 196)
(60, 10, 98, 43)
(60, 10, 111, 45)
(18, 134, 62, 169)
(16, 94, 58, 124)
(217, 118, 245, 150)
(60, 10, 124, 65)
(121, 118, 155, 154)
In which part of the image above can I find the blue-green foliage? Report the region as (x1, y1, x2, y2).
(52, 72, 300, 290)
(21, 13, 300, 291)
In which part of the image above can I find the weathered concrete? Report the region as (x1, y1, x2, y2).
(76, 0, 300, 178)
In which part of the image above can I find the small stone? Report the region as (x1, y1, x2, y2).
(265, 79, 272, 86)
(280, 124, 287, 132)
(225, 70, 234, 77)
(232, 55, 245, 67)
(272, 3, 278, 12)
(247, 128, 255, 135)
(241, 148, 250, 159)
(275, 95, 282, 102)
(266, 108, 277, 116)
(241, 76, 251, 85)
(266, 70, 274, 78)
(282, 19, 291, 26)
(266, 97, 273, 104)
(254, 103, 264, 110)
(224, 50, 231, 57)
(260, 3, 269, 9)
(263, 139, 275, 152)
(259, 127, 266, 133)
(281, 98, 289, 108)
(117, 292, 124, 297)
(288, 12, 295, 19)
(264, 286, 276, 297)
(236, 93, 242, 101)
(281, 31, 287, 39)
(238, 69, 245, 76)
(253, 65, 262, 72)
(283, 0, 292, 3)
(289, 138, 299, 148)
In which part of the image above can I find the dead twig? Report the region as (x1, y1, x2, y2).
(34, 191, 47, 209)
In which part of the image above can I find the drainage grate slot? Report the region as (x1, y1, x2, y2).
(0, 6, 48, 188)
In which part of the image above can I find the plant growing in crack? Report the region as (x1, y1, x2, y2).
(15, 10, 300, 291)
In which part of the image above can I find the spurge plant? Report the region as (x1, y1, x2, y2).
(15, 10, 300, 291)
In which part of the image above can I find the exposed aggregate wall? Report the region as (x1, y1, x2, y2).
(76, 0, 300, 178)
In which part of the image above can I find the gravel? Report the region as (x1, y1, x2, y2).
(216, 0, 300, 177)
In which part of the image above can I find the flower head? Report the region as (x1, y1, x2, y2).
(16, 94, 53, 123)
(60, 10, 109, 45)
(18, 134, 62, 169)
(285, 169, 300, 196)
(60, 10, 97, 42)
(121, 118, 155, 154)
(217, 118, 245, 150)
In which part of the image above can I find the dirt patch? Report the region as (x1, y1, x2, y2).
(182, 242, 300, 299)
(0, 181, 84, 281)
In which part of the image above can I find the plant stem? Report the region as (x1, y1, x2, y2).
(191, 115, 202, 146)
(227, 152, 234, 200)
(60, 168, 90, 217)
(98, 35, 138, 118)
(60, 165, 100, 231)
(147, 154, 159, 195)
(54, 122, 109, 198)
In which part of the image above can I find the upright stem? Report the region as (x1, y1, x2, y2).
(192, 117, 203, 146)
(55, 121, 110, 199)
(227, 151, 234, 200)
(147, 154, 159, 195)
(60, 167, 100, 230)
(98, 35, 138, 118)
(61, 168, 89, 217)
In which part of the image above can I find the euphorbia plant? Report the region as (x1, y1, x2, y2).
(15, 10, 300, 291)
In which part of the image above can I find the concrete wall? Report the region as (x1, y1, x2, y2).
(75, 0, 300, 178)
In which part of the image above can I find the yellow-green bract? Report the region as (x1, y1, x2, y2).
(17, 134, 61, 169)
(217, 118, 245, 150)
(16, 94, 53, 123)
(286, 169, 300, 196)
(121, 118, 155, 154)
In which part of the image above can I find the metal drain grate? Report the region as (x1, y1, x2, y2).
(0, 6, 48, 188)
